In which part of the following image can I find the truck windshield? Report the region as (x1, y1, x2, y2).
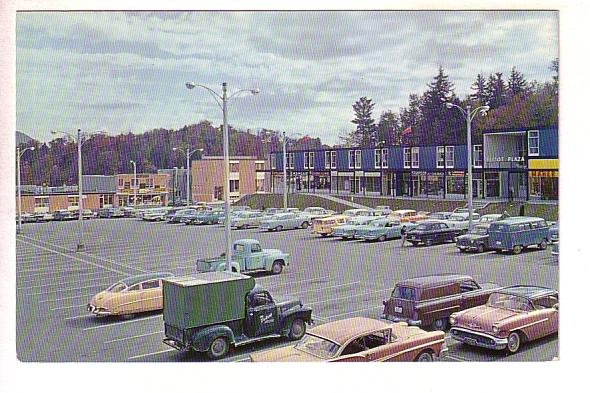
(392, 286, 416, 301)
(233, 244, 245, 254)
(294, 334, 341, 359)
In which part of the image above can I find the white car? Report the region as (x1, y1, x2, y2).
(143, 208, 169, 221)
(230, 211, 266, 229)
(302, 207, 334, 220)
(443, 212, 481, 232)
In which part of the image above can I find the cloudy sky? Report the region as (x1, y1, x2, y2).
(16, 11, 558, 145)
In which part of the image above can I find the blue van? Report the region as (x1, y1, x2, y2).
(488, 217, 550, 254)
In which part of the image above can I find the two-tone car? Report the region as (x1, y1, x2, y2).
(311, 215, 349, 237)
(428, 211, 454, 220)
(406, 220, 464, 247)
(443, 212, 481, 232)
(456, 224, 492, 253)
(87, 272, 174, 317)
(388, 209, 428, 223)
(230, 211, 266, 229)
(187, 210, 225, 225)
(301, 207, 335, 221)
(449, 285, 558, 354)
(356, 218, 417, 242)
(331, 216, 378, 240)
(250, 317, 447, 362)
(142, 208, 169, 221)
(98, 207, 125, 218)
(260, 213, 311, 231)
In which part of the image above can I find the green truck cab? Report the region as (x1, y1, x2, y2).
(162, 272, 313, 360)
(196, 239, 289, 275)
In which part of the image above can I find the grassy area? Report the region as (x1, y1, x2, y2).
(235, 193, 352, 212)
(236, 193, 559, 221)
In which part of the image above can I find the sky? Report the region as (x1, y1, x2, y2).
(15, 10, 558, 145)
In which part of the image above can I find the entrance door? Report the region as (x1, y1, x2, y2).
(411, 177, 420, 197)
(473, 179, 483, 199)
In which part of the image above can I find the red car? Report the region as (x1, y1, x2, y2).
(449, 286, 558, 354)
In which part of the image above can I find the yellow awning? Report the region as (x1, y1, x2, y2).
(529, 159, 559, 170)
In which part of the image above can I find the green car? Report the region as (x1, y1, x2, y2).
(356, 218, 417, 242)
(188, 210, 225, 225)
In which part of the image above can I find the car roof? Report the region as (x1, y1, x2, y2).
(234, 239, 260, 246)
(416, 219, 446, 225)
(397, 274, 473, 288)
(309, 317, 394, 346)
(497, 285, 557, 299)
(494, 216, 545, 225)
(316, 214, 348, 221)
(392, 209, 416, 214)
(120, 272, 174, 286)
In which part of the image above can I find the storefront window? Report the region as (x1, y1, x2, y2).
(436, 146, 445, 168)
(426, 173, 445, 198)
(529, 171, 558, 200)
(446, 172, 465, 195)
(485, 172, 500, 198)
(473, 145, 483, 168)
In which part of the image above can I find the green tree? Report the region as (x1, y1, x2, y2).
(508, 67, 528, 98)
(470, 73, 489, 105)
(377, 110, 402, 145)
(350, 96, 377, 146)
(486, 72, 508, 109)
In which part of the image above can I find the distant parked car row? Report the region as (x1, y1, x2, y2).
(17, 209, 94, 223)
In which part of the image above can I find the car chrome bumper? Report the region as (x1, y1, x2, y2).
(382, 314, 422, 326)
(87, 304, 113, 316)
(163, 338, 187, 351)
(449, 327, 508, 350)
(457, 245, 478, 251)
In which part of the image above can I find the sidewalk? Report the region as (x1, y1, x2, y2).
(299, 192, 368, 209)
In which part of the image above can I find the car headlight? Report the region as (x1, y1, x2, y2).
(492, 325, 499, 334)
(449, 315, 456, 325)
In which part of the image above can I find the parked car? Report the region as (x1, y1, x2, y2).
(488, 216, 550, 254)
(331, 216, 378, 239)
(449, 285, 558, 354)
(164, 207, 185, 221)
(187, 210, 225, 225)
(196, 239, 289, 275)
(311, 215, 349, 237)
(356, 218, 417, 242)
(53, 210, 76, 221)
(263, 207, 284, 216)
(388, 209, 428, 223)
(406, 220, 464, 247)
(98, 207, 125, 218)
(342, 208, 374, 217)
(428, 211, 453, 220)
(142, 208, 169, 221)
(72, 209, 93, 220)
(18, 213, 39, 223)
(87, 272, 174, 317)
(302, 207, 334, 220)
(230, 211, 266, 229)
(39, 212, 55, 222)
(230, 205, 251, 212)
(162, 272, 313, 360)
(168, 208, 198, 223)
(456, 224, 492, 253)
(479, 213, 503, 224)
(374, 205, 392, 215)
(119, 206, 136, 217)
(260, 213, 311, 231)
(548, 222, 559, 243)
(443, 212, 481, 232)
(382, 274, 500, 330)
(250, 317, 447, 362)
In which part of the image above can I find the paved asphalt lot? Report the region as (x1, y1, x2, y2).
(15, 218, 559, 362)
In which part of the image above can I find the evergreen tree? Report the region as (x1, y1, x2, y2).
(508, 67, 528, 98)
(376, 111, 402, 145)
(486, 72, 508, 109)
(350, 96, 377, 146)
(470, 73, 489, 105)
(399, 93, 422, 145)
(549, 58, 559, 96)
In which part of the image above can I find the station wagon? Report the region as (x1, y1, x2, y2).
(488, 217, 550, 254)
(312, 215, 349, 237)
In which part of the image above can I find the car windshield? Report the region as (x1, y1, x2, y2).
(470, 227, 489, 235)
(370, 220, 387, 227)
(487, 293, 533, 312)
(107, 282, 127, 293)
(392, 286, 417, 301)
(413, 224, 428, 231)
(294, 334, 341, 359)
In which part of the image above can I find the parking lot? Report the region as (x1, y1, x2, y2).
(15, 217, 558, 362)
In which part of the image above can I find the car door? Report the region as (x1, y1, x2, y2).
(121, 283, 143, 314)
(246, 243, 265, 270)
(529, 294, 559, 340)
(247, 291, 278, 337)
(139, 279, 162, 312)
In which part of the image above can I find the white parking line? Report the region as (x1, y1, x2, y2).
(104, 330, 164, 344)
(26, 282, 113, 296)
(18, 277, 113, 291)
(39, 293, 93, 303)
(65, 314, 89, 321)
(306, 285, 394, 307)
(83, 314, 162, 331)
(51, 303, 86, 311)
(127, 348, 176, 360)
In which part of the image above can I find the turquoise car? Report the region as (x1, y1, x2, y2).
(356, 218, 418, 242)
(331, 216, 378, 239)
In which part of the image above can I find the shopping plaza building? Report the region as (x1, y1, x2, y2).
(267, 126, 558, 201)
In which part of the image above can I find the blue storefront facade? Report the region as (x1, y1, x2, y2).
(268, 126, 558, 201)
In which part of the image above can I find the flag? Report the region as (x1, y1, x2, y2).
(402, 126, 412, 136)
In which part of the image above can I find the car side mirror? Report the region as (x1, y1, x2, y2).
(553, 303, 559, 310)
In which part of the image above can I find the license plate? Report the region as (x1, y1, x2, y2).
(394, 306, 402, 313)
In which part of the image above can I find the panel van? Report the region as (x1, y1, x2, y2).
(488, 217, 550, 254)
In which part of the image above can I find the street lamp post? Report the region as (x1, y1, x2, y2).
(173, 166, 178, 206)
(283, 131, 287, 210)
(173, 147, 204, 207)
(185, 81, 259, 272)
(444, 100, 490, 232)
(16, 146, 35, 234)
(51, 128, 104, 251)
(130, 160, 137, 207)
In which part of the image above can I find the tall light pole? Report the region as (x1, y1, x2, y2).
(282, 131, 287, 210)
(16, 146, 35, 234)
(173, 147, 204, 206)
(130, 160, 137, 207)
(185, 81, 259, 272)
(173, 166, 178, 206)
(444, 99, 490, 232)
(51, 129, 104, 251)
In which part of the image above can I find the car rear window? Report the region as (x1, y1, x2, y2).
(392, 286, 416, 301)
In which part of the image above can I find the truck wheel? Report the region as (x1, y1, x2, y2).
(378, 235, 386, 242)
(512, 245, 523, 254)
(276, 225, 283, 231)
(415, 350, 434, 362)
(288, 318, 306, 340)
(207, 336, 230, 360)
(539, 239, 548, 250)
(271, 261, 283, 275)
(477, 243, 485, 253)
(301, 221, 309, 229)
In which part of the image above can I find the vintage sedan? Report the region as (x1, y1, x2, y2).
(456, 224, 492, 253)
(312, 215, 349, 237)
(428, 211, 454, 220)
(187, 210, 225, 225)
(302, 207, 335, 220)
(443, 212, 481, 232)
(260, 213, 311, 231)
(142, 208, 169, 221)
(250, 317, 447, 362)
(356, 218, 417, 242)
(388, 209, 428, 223)
(53, 210, 76, 221)
(406, 220, 464, 246)
(479, 213, 503, 224)
(332, 216, 378, 239)
(87, 272, 175, 317)
(230, 211, 266, 229)
(98, 207, 125, 218)
(169, 208, 198, 223)
(449, 285, 559, 354)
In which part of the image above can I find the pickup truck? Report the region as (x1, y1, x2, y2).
(196, 239, 289, 275)
(162, 272, 313, 360)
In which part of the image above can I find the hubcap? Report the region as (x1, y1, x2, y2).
(291, 320, 304, 337)
(418, 353, 432, 362)
(508, 333, 520, 352)
(212, 338, 227, 356)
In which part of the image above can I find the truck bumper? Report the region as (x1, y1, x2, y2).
(163, 338, 188, 351)
(382, 314, 422, 327)
(449, 328, 508, 350)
